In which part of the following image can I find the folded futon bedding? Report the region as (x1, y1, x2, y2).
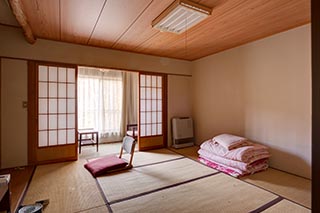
(198, 134, 270, 177)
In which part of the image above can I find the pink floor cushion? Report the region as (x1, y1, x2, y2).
(84, 155, 128, 177)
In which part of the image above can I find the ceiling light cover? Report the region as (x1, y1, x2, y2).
(152, 0, 212, 34)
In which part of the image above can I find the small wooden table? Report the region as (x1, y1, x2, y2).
(78, 129, 99, 154)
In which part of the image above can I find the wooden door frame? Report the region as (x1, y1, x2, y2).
(312, 0, 320, 211)
(0, 58, 2, 168)
(138, 72, 168, 150)
(27, 61, 36, 165)
(28, 60, 78, 165)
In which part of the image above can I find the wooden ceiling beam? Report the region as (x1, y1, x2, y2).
(8, 0, 36, 44)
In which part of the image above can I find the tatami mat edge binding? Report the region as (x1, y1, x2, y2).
(168, 147, 311, 211)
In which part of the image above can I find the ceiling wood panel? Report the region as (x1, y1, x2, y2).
(198, 0, 227, 8)
(88, 0, 152, 48)
(133, 0, 310, 60)
(133, 0, 240, 57)
(177, 0, 310, 60)
(151, 0, 280, 58)
(112, 0, 174, 50)
(112, 0, 221, 51)
(60, 0, 105, 44)
(7, 0, 310, 60)
(134, 0, 256, 56)
(21, 0, 60, 40)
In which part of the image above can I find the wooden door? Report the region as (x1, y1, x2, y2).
(28, 61, 78, 164)
(138, 73, 167, 150)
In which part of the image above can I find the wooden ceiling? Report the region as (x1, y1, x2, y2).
(1, 0, 310, 61)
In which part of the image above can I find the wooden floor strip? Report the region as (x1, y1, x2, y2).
(16, 166, 36, 210)
(0, 165, 35, 213)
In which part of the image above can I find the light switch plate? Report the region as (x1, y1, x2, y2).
(22, 101, 28, 108)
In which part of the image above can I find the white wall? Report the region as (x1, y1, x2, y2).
(0, 24, 312, 178)
(0, 25, 193, 168)
(1, 58, 28, 168)
(192, 24, 311, 178)
(192, 48, 246, 143)
(0, 26, 192, 75)
(168, 75, 193, 146)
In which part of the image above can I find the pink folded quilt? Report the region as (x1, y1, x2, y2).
(212, 134, 249, 150)
(200, 139, 270, 163)
(199, 156, 268, 177)
(199, 157, 242, 177)
(198, 149, 269, 172)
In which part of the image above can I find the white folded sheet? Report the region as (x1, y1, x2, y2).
(212, 134, 249, 150)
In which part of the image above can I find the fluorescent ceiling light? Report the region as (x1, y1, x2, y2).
(152, 0, 212, 34)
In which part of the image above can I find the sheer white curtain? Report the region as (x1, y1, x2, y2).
(78, 67, 123, 142)
(120, 73, 138, 136)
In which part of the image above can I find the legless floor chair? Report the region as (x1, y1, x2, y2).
(84, 136, 136, 177)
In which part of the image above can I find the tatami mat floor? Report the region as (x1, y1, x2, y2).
(22, 143, 311, 212)
(170, 145, 311, 209)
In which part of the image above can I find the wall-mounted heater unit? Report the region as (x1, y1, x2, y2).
(172, 117, 194, 148)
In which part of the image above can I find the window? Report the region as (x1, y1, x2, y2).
(77, 67, 123, 139)
(140, 74, 163, 137)
(38, 65, 76, 147)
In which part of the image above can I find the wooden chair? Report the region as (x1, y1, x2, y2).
(119, 136, 136, 168)
(126, 124, 138, 140)
(84, 136, 137, 177)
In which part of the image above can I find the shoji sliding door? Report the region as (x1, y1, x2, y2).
(138, 73, 167, 150)
(28, 62, 78, 164)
